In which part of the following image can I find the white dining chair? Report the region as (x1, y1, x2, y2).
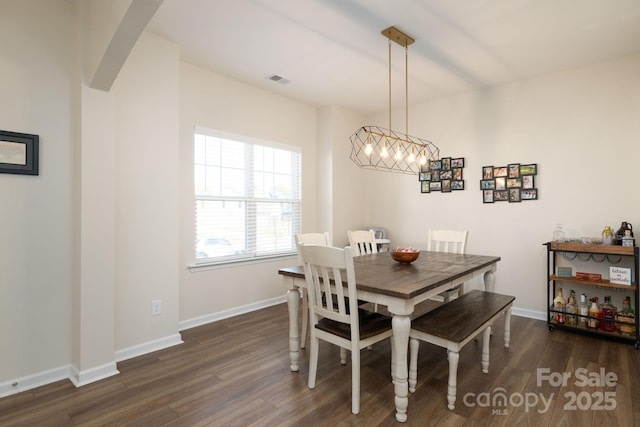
(427, 229, 469, 302)
(295, 232, 332, 349)
(298, 243, 394, 415)
(347, 229, 378, 256)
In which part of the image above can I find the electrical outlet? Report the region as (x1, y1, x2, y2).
(151, 300, 162, 316)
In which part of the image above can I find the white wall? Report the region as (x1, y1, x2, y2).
(363, 53, 640, 316)
(0, 0, 75, 386)
(178, 63, 318, 324)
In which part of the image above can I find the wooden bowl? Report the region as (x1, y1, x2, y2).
(391, 249, 420, 264)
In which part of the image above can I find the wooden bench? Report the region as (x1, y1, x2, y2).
(408, 289, 515, 410)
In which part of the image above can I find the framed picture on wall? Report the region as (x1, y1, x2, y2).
(509, 188, 521, 202)
(0, 130, 39, 175)
(483, 166, 493, 180)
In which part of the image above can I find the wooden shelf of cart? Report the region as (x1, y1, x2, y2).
(545, 242, 640, 349)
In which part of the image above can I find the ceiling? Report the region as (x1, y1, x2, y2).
(146, 0, 640, 115)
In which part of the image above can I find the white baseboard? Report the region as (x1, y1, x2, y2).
(69, 362, 119, 387)
(512, 307, 547, 321)
(0, 365, 71, 399)
(114, 333, 184, 362)
(179, 295, 286, 331)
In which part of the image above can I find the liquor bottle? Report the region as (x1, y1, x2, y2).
(553, 287, 566, 324)
(618, 298, 636, 336)
(626, 296, 635, 315)
(600, 295, 617, 332)
(565, 290, 577, 326)
(587, 297, 600, 330)
(578, 293, 589, 328)
(602, 226, 615, 245)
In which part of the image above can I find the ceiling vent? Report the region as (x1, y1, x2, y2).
(266, 74, 291, 84)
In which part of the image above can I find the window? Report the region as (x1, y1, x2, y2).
(194, 128, 301, 264)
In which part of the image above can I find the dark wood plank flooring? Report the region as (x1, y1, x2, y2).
(1, 302, 639, 426)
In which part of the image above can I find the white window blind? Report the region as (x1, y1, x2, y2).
(194, 129, 301, 264)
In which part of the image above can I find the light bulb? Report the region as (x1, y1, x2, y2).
(395, 147, 402, 160)
(364, 143, 373, 155)
(381, 145, 388, 158)
(419, 149, 427, 165)
(408, 149, 416, 162)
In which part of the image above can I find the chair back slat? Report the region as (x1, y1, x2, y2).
(427, 229, 468, 254)
(347, 229, 378, 256)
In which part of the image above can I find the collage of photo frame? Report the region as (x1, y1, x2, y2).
(480, 163, 538, 203)
(419, 157, 465, 193)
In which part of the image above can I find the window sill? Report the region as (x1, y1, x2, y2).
(188, 252, 297, 272)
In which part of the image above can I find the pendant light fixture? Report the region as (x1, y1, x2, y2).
(349, 26, 439, 175)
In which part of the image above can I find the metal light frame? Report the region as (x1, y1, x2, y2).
(349, 26, 439, 175)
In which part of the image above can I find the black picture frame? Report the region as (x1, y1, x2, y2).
(494, 190, 509, 201)
(508, 163, 520, 178)
(509, 188, 521, 202)
(451, 157, 464, 168)
(521, 189, 538, 200)
(0, 130, 39, 175)
(421, 155, 465, 195)
(482, 166, 493, 180)
(451, 180, 465, 190)
(480, 161, 538, 203)
(441, 157, 451, 171)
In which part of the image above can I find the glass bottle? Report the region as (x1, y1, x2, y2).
(602, 226, 614, 245)
(618, 298, 636, 336)
(587, 297, 600, 330)
(565, 290, 577, 326)
(622, 229, 635, 247)
(600, 295, 617, 332)
(578, 293, 589, 328)
(553, 287, 566, 324)
(553, 224, 566, 243)
(626, 296, 635, 315)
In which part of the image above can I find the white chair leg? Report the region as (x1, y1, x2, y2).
(351, 345, 360, 414)
(408, 338, 419, 393)
(482, 327, 491, 374)
(308, 337, 319, 389)
(340, 347, 347, 365)
(446, 350, 459, 410)
(300, 289, 308, 349)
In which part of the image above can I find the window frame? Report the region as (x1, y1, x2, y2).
(191, 127, 302, 268)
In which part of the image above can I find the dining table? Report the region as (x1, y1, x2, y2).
(278, 250, 501, 423)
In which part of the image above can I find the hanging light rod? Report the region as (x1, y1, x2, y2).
(349, 26, 439, 175)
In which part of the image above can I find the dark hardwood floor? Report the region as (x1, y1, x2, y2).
(1, 302, 639, 426)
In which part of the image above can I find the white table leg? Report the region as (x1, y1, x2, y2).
(483, 270, 495, 292)
(287, 287, 300, 372)
(504, 306, 512, 348)
(392, 314, 411, 422)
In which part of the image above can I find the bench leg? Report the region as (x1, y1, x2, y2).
(408, 338, 419, 393)
(447, 350, 459, 410)
(504, 307, 512, 348)
(482, 326, 491, 374)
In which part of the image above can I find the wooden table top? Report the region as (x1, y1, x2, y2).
(278, 251, 500, 300)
